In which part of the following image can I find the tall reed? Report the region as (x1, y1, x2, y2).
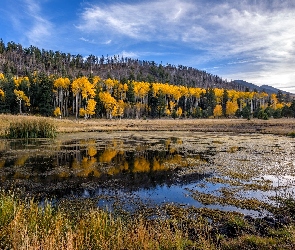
(6, 119, 57, 139)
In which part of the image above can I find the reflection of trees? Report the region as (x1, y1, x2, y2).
(3, 138, 198, 182)
(99, 148, 118, 163)
(14, 154, 29, 166)
(72, 157, 100, 177)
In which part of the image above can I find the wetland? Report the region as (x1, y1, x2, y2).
(1, 131, 294, 216)
(1, 118, 295, 249)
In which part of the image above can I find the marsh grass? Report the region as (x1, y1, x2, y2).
(6, 119, 57, 139)
(1, 191, 295, 249)
(0, 191, 194, 250)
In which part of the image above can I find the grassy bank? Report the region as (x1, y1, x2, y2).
(1, 192, 295, 249)
(1, 114, 295, 136)
(0, 191, 195, 250)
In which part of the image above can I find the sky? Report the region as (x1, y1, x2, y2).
(0, 0, 295, 93)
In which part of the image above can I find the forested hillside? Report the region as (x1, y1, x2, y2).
(0, 40, 244, 90)
(0, 39, 295, 119)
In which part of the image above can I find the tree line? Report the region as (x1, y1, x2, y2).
(0, 72, 295, 119)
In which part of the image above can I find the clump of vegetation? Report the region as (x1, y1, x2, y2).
(287, 131, 295, 138)
(6, 119, 57, 139)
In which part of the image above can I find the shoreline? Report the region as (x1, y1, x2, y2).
(1, 114, 295, 136)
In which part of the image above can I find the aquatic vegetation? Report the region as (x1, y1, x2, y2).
(6, 119, 57, 139)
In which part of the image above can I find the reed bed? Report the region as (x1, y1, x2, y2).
(1, 191, 295, 249)
(0, 191, 195, 250)
(5, 119, 57, 139)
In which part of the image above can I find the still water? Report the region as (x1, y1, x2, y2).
(1, 131, 294, 217)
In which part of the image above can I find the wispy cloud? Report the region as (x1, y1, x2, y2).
(76, 0, 295, 91)
(3, 0, 53, 46)
(24, 0, 53, 46)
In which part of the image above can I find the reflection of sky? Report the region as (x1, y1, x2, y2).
(134, 184, 199, 206)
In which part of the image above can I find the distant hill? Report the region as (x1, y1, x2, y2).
(234, 80, 292, 95)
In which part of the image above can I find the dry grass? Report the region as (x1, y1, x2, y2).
(1, 114, 295, 136)
(0, 191, 194, 250)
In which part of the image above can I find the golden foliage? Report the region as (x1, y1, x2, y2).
(53, 107, 61, 117)
(176, 107, 182, 117)
(79, 108, 87, 117)
(0, 160, 5, 168)
(213, 104, 223, 117)
(72, 76, 95, 99)
(226, 101, 239, 116)
(54, 77, 70, 89)
(134, 157, 150, 172)
(0, 89, 4, 98)
(87, 145, 97, 157)
(99, 148, 118, 163)
(13, 76, 30, 88)
(14, 89, 30, 106)
(86, 99, 97, 116)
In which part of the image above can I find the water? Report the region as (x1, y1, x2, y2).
(0, 131, 294, 217)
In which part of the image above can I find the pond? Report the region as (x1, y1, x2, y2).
(0, 131, 294, 217)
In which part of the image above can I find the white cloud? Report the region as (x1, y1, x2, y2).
(121, 50, 139, 59)
(77, 0, 195, 41)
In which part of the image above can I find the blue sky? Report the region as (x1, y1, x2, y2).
(1, 0, 295, 93)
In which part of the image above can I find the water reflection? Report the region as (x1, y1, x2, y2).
(0, 137, 209, 188)
(2, 131, 292, 218)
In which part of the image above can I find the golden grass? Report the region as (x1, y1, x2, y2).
(2, 192, 295, 249)
(0, 191, 194, 250)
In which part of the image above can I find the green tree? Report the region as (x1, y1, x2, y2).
(241, 105, 251, 119)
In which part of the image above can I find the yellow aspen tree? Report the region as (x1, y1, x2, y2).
(165, 107, 171, 116)
(116, 99, 125, 119)
(214, 88, 224, 104)
(54, 77, 71, 117)
(14, 89, 30, 114)
(72, 76, 96, 119)
(0, 89, 4, 99)
(171, 85, 181, 102)
(133, 81, 150, 104)
(213, 104, 223, 117)
(176, 107, 182, 117)
(226, 101, 238, 117)
(92, 76, 101, 87)
(79, 108, 87, 117)
(270, 93, 278, 109)
(99, 91, 117, 119)
(276, 103, 284, 109)
(85, 99, 97, 117)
